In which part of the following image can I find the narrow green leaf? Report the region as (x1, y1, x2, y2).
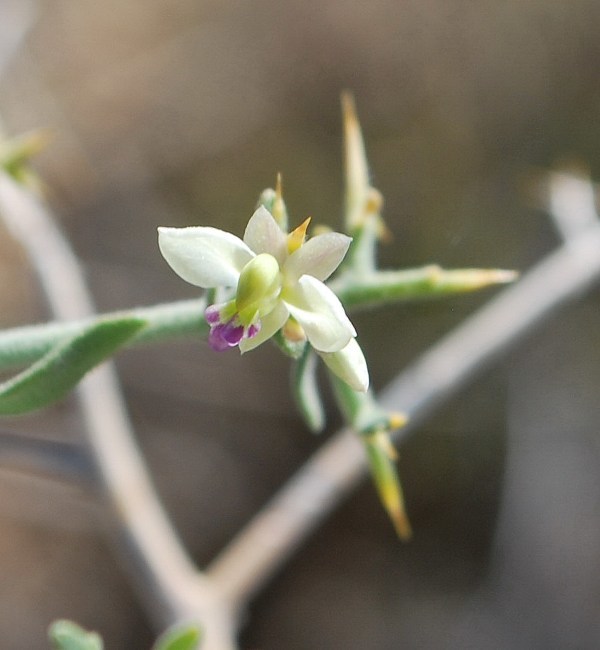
(292, 346, 325, 433)
(154, 624, 202, 650)
(332, 266, 518, 310)
(0, 317, 146, 415)
(48, 620, 103, 650)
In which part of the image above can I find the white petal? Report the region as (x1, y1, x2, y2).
(158, 226, 254, 288)
(239, 301, 289, 353)
(319, 338, 369, 392)
(283, 275, 355, 352)
(243, 206, 287, 265)
(284, 232, 352, 281)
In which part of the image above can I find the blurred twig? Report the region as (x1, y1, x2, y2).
(206, 173, 600, 615)
(547, 169, 598, 241)
(0, 1, 35, 80)
(0, 430, 93, 484)
(0, 172, 236, 650)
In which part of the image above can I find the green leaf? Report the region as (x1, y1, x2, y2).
(153, 624, 202, 650)
(292, 346, 325, 433)
(0, 317, 146, 415)
(48, 620, 103, 650)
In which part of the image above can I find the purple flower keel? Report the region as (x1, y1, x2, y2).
(205, 306, 261, 352)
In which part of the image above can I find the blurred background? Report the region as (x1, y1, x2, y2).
(1, 1, 600, 648)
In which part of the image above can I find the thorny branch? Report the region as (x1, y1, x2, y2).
(0, 169, 598, 649)
(206, 172, 600, 613)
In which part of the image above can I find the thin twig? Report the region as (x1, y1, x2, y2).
(0, 1, 35, 80)
(0, 430, 93, 484)
(547, 171, 598, 241)
(0, 172, 236, 649)
(207, 207, 600, 614)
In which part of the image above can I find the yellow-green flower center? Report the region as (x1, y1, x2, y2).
(235, 253, 282, 325)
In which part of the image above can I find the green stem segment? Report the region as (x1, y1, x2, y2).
(329, 374, 412, 540)
(0, 298, 207, 370)
(332, 266, 518, 310)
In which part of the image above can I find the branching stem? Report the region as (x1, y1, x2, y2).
(0, 172, 236, 650)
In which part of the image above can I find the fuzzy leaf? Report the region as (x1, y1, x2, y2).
(0, 317, 145, 415)
(48, 620, 103, 650)
(153, 625, 202, 650)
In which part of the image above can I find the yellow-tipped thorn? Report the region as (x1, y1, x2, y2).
(488, 269, 520, 283)
(341, 90, 359, 129)
(375, 430, 399, 461)
(388, 412, 408, 430)
(282, 317, 306, 343)
(456, 268, 519, 289)
(390, 506, 413, 541)
(287, 216, 311, 253)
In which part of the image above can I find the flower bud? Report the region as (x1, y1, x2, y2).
(257, 173, 288, 231)
(235, 253, 281, 323)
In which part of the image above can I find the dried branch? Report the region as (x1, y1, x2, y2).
(0, 172, 236, 650)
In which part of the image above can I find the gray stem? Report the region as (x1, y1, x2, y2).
(0, 172, 236, 650)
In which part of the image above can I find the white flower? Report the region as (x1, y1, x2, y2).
(158, 206, 369, 391)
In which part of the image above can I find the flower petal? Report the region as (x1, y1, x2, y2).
(208, 321, 245, 351)
(283, 275, 355, 352)
(319, 338, 369, 392)
(284, 232, 352, 281)
(243, 206, 287, 265)
(158, 226, 254, 288)
(239, 301, 289, 353)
